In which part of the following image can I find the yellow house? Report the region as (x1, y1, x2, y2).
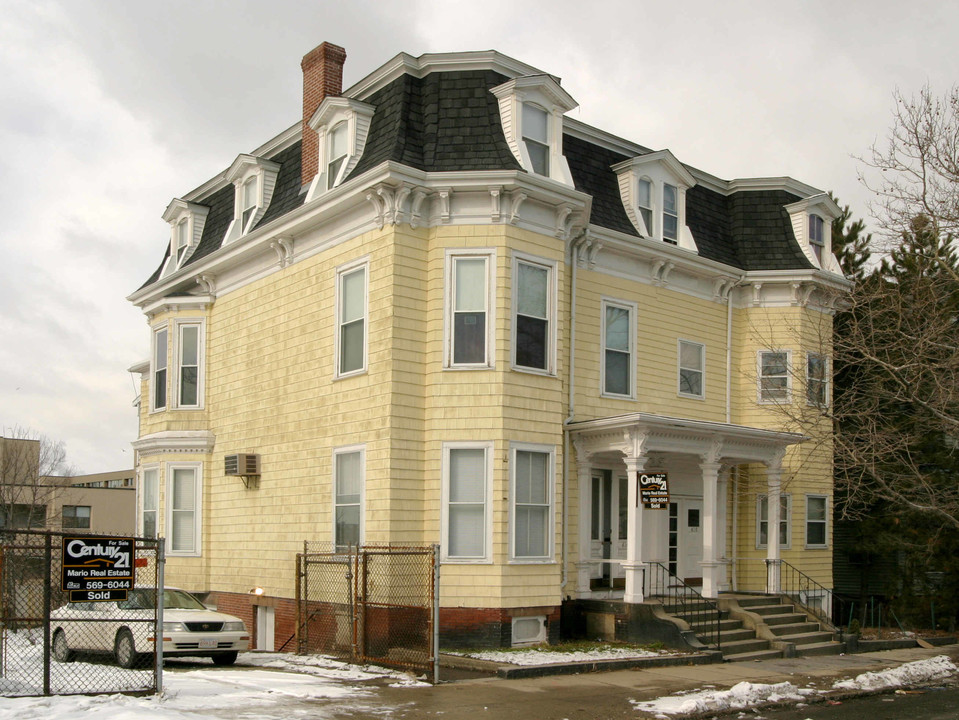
(127, 42, 850, 654)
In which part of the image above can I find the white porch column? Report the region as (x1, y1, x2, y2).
(573, 444, 594, 598)
(700, 457, 723, 598)
(716, 466, 730, 592)
(765, 456, 783, 594)
(622, 437, 648, 604)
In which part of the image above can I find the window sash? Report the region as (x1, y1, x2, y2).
(328, 122, 348, 189)
(170, 468, 197, 554)
(175, 220, 189, 264)
(178, 324, 200, 407)
(806, 353, 827, 406)
(513, 450, 551, 559)
(663, 184, 678, 242)
(638, 179, 653, 235)
(153, 328, 167, 410)
(522, 103, 550, 175)
(760, 351, 789, 401)
(679, 340, 704, 397)
(806, 496, 828, 546)
(603, 303, 632, 396)
(758, 495, 790, 548)
(62, 505, 91, 529)
(515, 261, 550, 371)
(142, 468, 158, 539)
(242, 177, 257, 230)
(446, 447, 489, 560)
(451, 256, 489, 366)
(334, 450, 363, 551)
(338, 265, 367, 375)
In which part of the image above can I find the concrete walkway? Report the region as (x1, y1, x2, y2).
(363, 645, 959, 719)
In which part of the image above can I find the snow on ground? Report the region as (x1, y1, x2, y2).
(449, 645, 673, 665)
(631, 681, 816, 716)
(632, 656, 959, 717)
(833, 655, 958, 691)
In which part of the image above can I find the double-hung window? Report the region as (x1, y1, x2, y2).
(757, 494, 791, 549)
(805, 495, 828, 547)
(638, 179, 653, 235)
(177, 323, 201, 407)
(328, 122, 348, 189)
(678, 340, 705, 398)
(241, 176, 258, 232)
(141, 467, 159, 538)
(602, 299, 635, 398)
(759, 351, 790, 403)
(522, 103, 550, 176)
(175, 220, 189, 266)
(333, 447, 364, 551)
(663, 184, 679, 243)
(62, 505, 91, 529)
(152, 326, 168, 411)
(511, 445, 553, 561)
(168, 465, 201, 556)
(806, 353, 828, 406)
(809, 214, 825, 264)
(336, 260, 368, 377)
(443, 443, 492, 562)
(447, 252, 493, 368)
(513, 256, 554, 373)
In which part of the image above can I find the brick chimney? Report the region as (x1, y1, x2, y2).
(301, 42, 347, 187)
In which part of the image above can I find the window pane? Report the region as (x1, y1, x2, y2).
(679, 368, 702, 396)
(515, 506, 548, 557)
(605, 306, 630, 352)
(516, 315, 547, 369)
(154, 369, 167, 409)
(663, 213, 678, 241)
(807, 522, 826, 546)
(180, 326, 198, 366)
(172, 469, 195, 511)
(335, 505, 360, 549)
(639, 207, 653, 235)
(762, 352, 788, 376)
(680, 341, 702, 370)
(454, 313, 486, 364)
(154, 329, 167, 409)
(330, 122, 347, 159)
(808, 496, 826, 521)
(516, 451, 548, 504)
(143, 470, 158, 512)
(336, 452, 362, 502)
(448, 505, 484, 556)
(143, 511, 157, 539)
(522, 104, 548, 143)
(341, 268, 365, 324)
(605, 350, 629, 395)
(517, 263, 548, 318)
(155, 330, 167, 370)
(449, 449, 485, 503)
(455, 257, 486, 311)
(526, 141, 549, 176)
(340, 319, 364, 374)
(180, 367, 198, 406)
(171, 511, 194, 552)
(638, 180, 651, 209)
(663, 184, 677, 214)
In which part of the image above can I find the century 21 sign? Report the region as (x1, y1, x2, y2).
(61, 537, 134, 602)
(638, 472, 669, 509)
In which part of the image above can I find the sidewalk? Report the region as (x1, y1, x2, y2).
(366, 645, 959, 719)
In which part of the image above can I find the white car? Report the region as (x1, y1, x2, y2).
(51, 587, 249, 668)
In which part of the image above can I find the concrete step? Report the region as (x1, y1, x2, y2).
(747, 604, 795, 617)
(795, 641, 844, 657)
(734, 596, 785, 608)
(762, 612, 808, 626)
(778, 631, 836, 646)
(709, 628, 756, 643)
(715, 637, 772, 655)
(769, 622, 822, 636)
(722, 648, 784, 663)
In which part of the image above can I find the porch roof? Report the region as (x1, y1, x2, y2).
(567, 412, 806, 466)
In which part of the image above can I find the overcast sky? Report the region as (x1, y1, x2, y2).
(1, 0, 956, 473)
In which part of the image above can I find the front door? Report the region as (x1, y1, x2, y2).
(589, 473, 628, 583)
(668, 498, 703, 586)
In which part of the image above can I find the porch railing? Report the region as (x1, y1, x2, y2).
(645, 561, 721, 649)
(766, 559, 838, 633)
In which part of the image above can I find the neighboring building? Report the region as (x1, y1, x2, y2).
(0, 437, 135, 535)
(127, 42, 849, 650)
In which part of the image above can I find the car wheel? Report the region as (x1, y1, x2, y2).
(52, 629, 74, 662)
(114, 629, 144, 669)
(211, 651, 238, 666)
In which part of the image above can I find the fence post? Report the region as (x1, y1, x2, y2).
(432, 544, 440, 685)
(156, 538, 165, 695)
(42, 534, 51, 696)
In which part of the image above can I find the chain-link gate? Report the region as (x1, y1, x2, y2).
(0, 529, 163, 697)
(297, 543, 439, 682)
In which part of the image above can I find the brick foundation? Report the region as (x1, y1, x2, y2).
(210, 591, 298, 652)
(439, 605, 562, 650)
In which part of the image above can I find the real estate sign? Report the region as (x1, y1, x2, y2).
(638, 472, 669, 509)
(61, 536, 134, 602)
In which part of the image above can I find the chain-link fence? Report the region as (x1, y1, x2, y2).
(0, 529, 162, 697)
(297, 543, 439, 682)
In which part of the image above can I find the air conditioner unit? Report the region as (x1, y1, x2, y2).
(225, 453, 260, 477)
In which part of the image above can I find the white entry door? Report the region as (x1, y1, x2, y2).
(256, 605, 275, 651)
(668, 498, 704, 585)
(589, 473, 628, 581)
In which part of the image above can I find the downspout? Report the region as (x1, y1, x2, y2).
(724, 277, 745, 588)
(562, 229, 589, 595)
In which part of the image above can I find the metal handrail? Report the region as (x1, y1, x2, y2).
(767, 559, 838, 633)
(645, 561, 721, 649)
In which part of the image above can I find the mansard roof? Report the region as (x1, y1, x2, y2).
(138, 55, 822, 290)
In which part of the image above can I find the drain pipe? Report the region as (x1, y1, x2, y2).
(724, 277, 745, 590)
(562, 230, 588, 596)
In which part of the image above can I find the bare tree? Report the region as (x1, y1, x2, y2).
(0, 427, 76, 530)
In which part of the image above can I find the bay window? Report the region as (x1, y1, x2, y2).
(447, 252, 493, 368)
(443, 443, 492, 561)
(511, 445, 553, 561)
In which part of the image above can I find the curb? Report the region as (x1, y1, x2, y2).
(495, 652, 722, 679)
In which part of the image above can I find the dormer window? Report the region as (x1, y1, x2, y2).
(612, 150, 697, 251)
(161, 199, 210, 277)
(327, 121, 348, 190)
(306, 97, 376, 201)
(809, 214, 825, 263)
(522, 103, 550, 176)
(225, 154, 281, 243)
(491, 75, 578, 186)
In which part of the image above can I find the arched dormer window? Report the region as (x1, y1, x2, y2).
(224, 155, 281, 243)
(809, 214, 825, 263)
(521, 103, 550, 176)
(613, 150, 697, 251)
(161, 199, 210, 277)
(306, 97, 375, 201)
(784, 194, 841, 273)
(327, 121, 349, 190)
(175, 219, 190, 266)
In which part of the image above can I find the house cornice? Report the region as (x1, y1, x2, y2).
(132, 430, 216, 456)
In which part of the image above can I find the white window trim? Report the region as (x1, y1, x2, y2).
(784, 194, 841, 273)
(139, 464, 160, 538)
(441, 441, 494, 564)
(600, 297, 637, 400)
(224, 154, 281, 243)
(334, 257, 370, 379)
(509, 442, 555, 563)
(173, 319, 205, 409)
(805, 494, 829, 549)
(307, 97, 376, 200)
(611, 150, 697, 251)
(160, 200, 209, 277)
(165, 462, 202, 557)
(511, 252, 557, 375)
(805, 352, 830, 407)
(332, 444, 366, 551)
(756, 493, 791, 550)
(758, 349, 792, 404)
(677, 339, 706, 400)
(444, 249, 496, 369)
(490, 76, 577, 186)
(150, 324, 169, 413)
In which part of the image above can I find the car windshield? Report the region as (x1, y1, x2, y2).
(117, 588, 207, 611)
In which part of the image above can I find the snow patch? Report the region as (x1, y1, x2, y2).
(631, 681, 814, 716)
(450, 646, 670, 666)
(833, 655, 958, 691)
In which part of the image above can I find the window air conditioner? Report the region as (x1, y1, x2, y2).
(225, 453, 260, 477)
